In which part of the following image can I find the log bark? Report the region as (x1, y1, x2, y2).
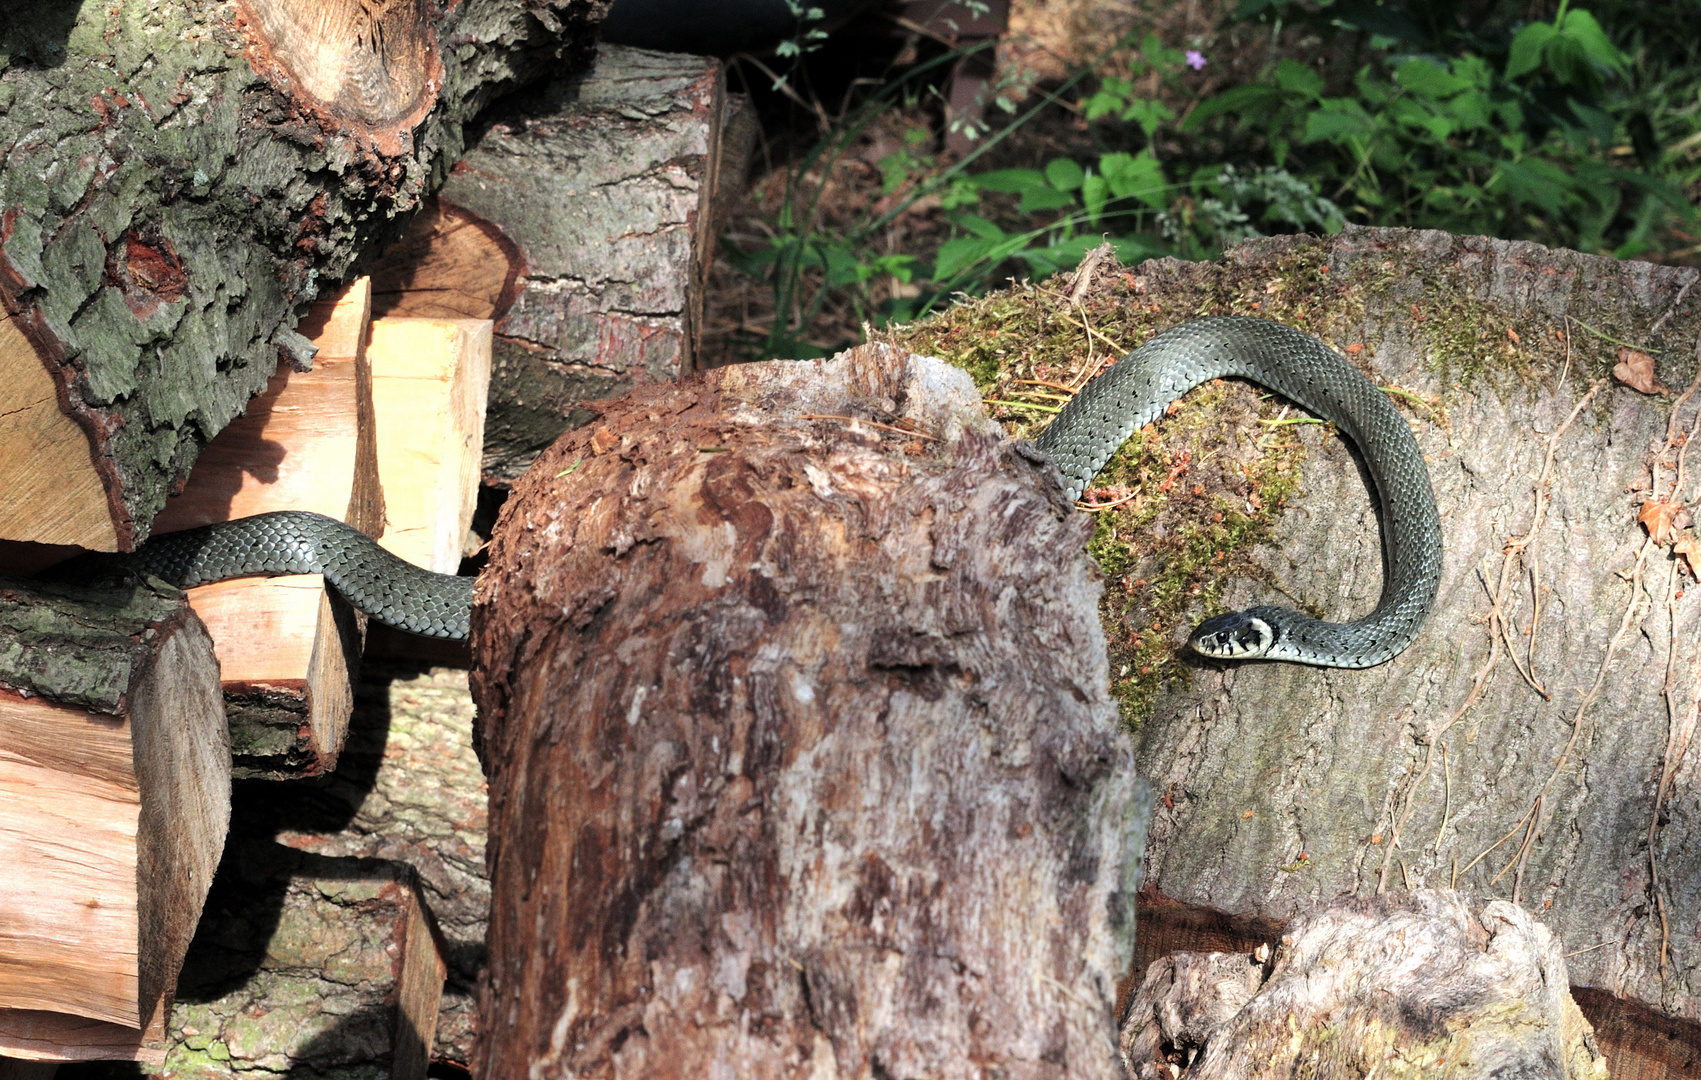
(1117, 891, 1607, 1078)
(368, 44, 737, 483)
(0, 0, 605, 550)
(885, 224, 1701, 1075)
(0, 576, 228, 1061)
(145, 841, 447, 1080)
(272, 663, 488, 1068)
(470, 343, 1151, 1078)
(149, 278, 379, 780)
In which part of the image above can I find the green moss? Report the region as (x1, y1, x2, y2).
(887, 264, 1319, 725)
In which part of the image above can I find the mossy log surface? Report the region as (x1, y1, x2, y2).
(0, 574, 197, 712)
(888, 224, 1701, 1063)
(471, 343, 1150, 1078)
(0, 0, 604, 549)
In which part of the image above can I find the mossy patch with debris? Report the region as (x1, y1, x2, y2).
(883, 248, 1336, 724)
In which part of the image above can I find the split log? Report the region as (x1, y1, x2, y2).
(885, 224, 1701, 1076)
(0, 0, 603, 550)
(470, 343, 1152, 1077)
(368, 317, 493, 574)
(146, 841, 446, 1080)
(149, 278, 380, 780)
(369, 44, 741, 483)
(0, 576, 228, 1063)
(1118, 891, 1606, 1078)
(271, 663, 488, 1068)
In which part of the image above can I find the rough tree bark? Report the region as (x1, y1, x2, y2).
(888, 224, 1701, 1075)
(470, 344, 1152, 1078)
(1117, 890, 1607, 1078)
(368, 44, 739, 483)
(0, 0, 605, 550)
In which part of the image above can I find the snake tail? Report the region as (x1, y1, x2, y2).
(1035, 315, 1442, 669)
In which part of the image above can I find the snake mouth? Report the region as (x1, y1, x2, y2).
(1189, 612, 1274, 659)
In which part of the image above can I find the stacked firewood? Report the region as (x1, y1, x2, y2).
(0, 1, 738, 1071)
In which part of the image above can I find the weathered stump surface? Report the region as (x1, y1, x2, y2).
(471, 344, 1151, 1078)
(1119, 891, 1607, 1079)
(0, 0, 603, 547)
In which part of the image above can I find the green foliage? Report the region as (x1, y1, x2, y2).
(1204, 0, 1699, 258)
(721, 1, 1699, 359)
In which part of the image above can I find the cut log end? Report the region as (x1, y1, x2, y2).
(237, 0, 445, 150)
(0, 578, 228, 1056)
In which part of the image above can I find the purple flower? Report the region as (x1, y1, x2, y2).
(1185, 50, 1207, 71)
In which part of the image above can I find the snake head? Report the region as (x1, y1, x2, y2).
(1189, 610, 1275, 660)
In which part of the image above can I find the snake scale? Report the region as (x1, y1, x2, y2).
(104, 315, 1440, 662)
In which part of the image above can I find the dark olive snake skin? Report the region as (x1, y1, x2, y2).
(1036, 315, 1441, 668)
(108, 511, 473, 640)
(104, 317, 1438, 661)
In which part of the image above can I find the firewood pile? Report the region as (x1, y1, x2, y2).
(0, 2, 739, 1073)
(2, 3, 1699, 1080)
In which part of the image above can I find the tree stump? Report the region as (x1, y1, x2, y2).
(1118, 891, 1607, 1078)
(470, 343, 1152, 1077)
(885, 224, 1701, 1075)
(0, 0, 603, 549)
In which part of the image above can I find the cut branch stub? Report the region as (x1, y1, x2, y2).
(471, 343, 1151, 1078)
(237, 0, 443, 150)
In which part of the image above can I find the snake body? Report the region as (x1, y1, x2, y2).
(109, 511, 473, 640)
(107, 315, 1439, 661)
(1037, 315, 1441, 668)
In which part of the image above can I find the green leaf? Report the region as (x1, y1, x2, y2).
(956, 213, 1008, 241)
(1506, 22, 1556, 79)
(1302, 99, 1377, 142)
(1081, 173, 1110, 224)
(1543, 34, 1592, 90)
(932, 237, 997, 281)
(1099, 150, 1168, 207)
(817, 242, 864, 287)
(971, 168, 1049, 193)
(1044, 158, 1086, 191)
(1082, 90, 1128, 122)
(1558, 9, 1627, 73)
(1019, 186, 1079, 213)
(1120, 97, 1177, 137)
(1273, 59, 1325, 98)
(1393, 58, 1470, 99)
(1181, 85, 1286, 131)
(1568, 99, 1616, 143)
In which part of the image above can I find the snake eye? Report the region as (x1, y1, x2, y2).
(1216, 631, 1232, 646)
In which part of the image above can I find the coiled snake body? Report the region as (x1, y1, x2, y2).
(109, 316, 1440, 662)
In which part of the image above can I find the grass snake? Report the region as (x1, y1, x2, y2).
(101, 316, 1439, 663)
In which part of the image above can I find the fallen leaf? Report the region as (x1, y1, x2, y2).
(1345, 342, 1364, 355)
(1640, 499, 1681, 544)
(1507, 327, 1521, 345)
(1614, 346, 1662, 394)
(1676, 531, 1701, 576)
